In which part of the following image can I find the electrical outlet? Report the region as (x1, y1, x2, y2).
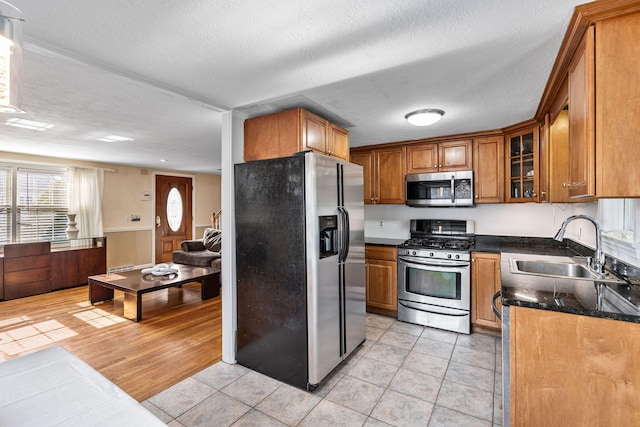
(124, 214, 130, 222)
(379, 220, 384, 228)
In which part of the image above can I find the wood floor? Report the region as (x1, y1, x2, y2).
(0, 283, 222, 402)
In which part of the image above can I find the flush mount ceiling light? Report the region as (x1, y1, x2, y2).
(5, 117, 54, 130)
(97, 135, 135, 142)
(0, 1, 24, 113)
(405, 109, 445, 126)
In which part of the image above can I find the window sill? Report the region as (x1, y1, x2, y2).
(602, 231, 640, 267)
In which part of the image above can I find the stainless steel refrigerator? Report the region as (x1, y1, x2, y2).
(234, 151, 366, 391)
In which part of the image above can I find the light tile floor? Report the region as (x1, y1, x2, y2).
(142, 314, 503, 426)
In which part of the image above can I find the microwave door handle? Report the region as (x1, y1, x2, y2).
(450, 175, 455, 203)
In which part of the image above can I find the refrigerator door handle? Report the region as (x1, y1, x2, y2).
(337, 207, 346, 262)
(343, 208, 350, 260)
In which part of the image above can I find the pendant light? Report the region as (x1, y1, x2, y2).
(0, 1, 24, 113)
(405, 109, 444, 126)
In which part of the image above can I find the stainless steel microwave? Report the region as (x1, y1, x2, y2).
(405, 171, 474, 207)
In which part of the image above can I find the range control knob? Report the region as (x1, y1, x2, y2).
(412, 251, 417, 256)
(455, 254, 460, 260)
(447, 254, 452, 259)
(429, 252, 434, 257)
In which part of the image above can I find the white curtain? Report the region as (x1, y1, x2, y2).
(69, 167, 104, 238)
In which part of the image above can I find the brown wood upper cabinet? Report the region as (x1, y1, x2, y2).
(244, 108, 350, 162)
(566, 13, 640, 198)
(406, 139, 472, 174)
(539, 76, 594, 204)
(567, 25, 595, 198)
(546, 107, 591, 203)
(505, 126, 539, 203)
(351, 146, 406, 204)
(473, 136, 504, 203)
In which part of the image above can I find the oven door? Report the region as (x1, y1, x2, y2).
(398, 255, 470, 310)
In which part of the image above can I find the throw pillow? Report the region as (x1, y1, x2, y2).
(203, 228, 222, 252)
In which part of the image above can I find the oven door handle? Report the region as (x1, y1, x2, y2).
(399, 301, 469, 316)
(399, 257, 469, 269)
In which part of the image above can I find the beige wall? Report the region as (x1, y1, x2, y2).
(105, 230, 153, 269)
(0, 151, 221, 269)
(194, 173, 222, 228)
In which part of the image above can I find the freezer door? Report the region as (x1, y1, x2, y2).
(305, 153, 342, 386)
(234, 156, 309, 390)
(341, 161, 367, 357)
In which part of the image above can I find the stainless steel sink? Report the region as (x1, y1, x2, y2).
(509, 258, 627, 283)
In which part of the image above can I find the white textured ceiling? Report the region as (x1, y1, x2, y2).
(0, 0, 585, 174)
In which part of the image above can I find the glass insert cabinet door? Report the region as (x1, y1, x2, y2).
(507, 126, 539, 202)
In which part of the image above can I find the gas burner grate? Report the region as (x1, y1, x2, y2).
(400, 237, 475, 252)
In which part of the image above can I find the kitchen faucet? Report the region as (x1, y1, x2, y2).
(554, 215, 605, 274)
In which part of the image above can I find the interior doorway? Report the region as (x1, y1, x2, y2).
(155, 175, 193, 263)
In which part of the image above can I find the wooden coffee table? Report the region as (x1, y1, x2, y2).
(88, 264, 220, 321)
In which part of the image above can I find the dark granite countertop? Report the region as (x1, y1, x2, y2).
(474, 234, 588, 257)
(498, 249, 640, 324)
(366, 233, 640, 323)
(364, 237, 406, 247)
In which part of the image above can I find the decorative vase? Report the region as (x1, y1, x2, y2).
(66, 213, 79, 239)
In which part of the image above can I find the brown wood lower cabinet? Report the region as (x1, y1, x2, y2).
(78, 247, 108, 285)
(51, 250, 79, 290)
(365, 245, 397, 317)
(471, 252, 501, 331)
(3, 242, 52, 300)
(509, 306, 640, 425)
(2, 238, 107, 300)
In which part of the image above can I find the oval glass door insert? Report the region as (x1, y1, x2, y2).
(166, 187, 183, 231)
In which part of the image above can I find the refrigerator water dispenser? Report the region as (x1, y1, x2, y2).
(319, 215, 338, 258)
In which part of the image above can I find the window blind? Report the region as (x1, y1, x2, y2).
(0, 167, 10, 244)
(16, 167, 69, 242)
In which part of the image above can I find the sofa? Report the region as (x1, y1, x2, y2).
(172, 228, 221, 269)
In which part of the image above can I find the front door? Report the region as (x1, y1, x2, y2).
(155, 175, 192, 263)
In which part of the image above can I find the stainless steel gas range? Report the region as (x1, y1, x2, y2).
(397, 219, 475, 334)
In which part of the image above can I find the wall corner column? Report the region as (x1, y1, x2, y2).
(221, 109, 244, 364)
